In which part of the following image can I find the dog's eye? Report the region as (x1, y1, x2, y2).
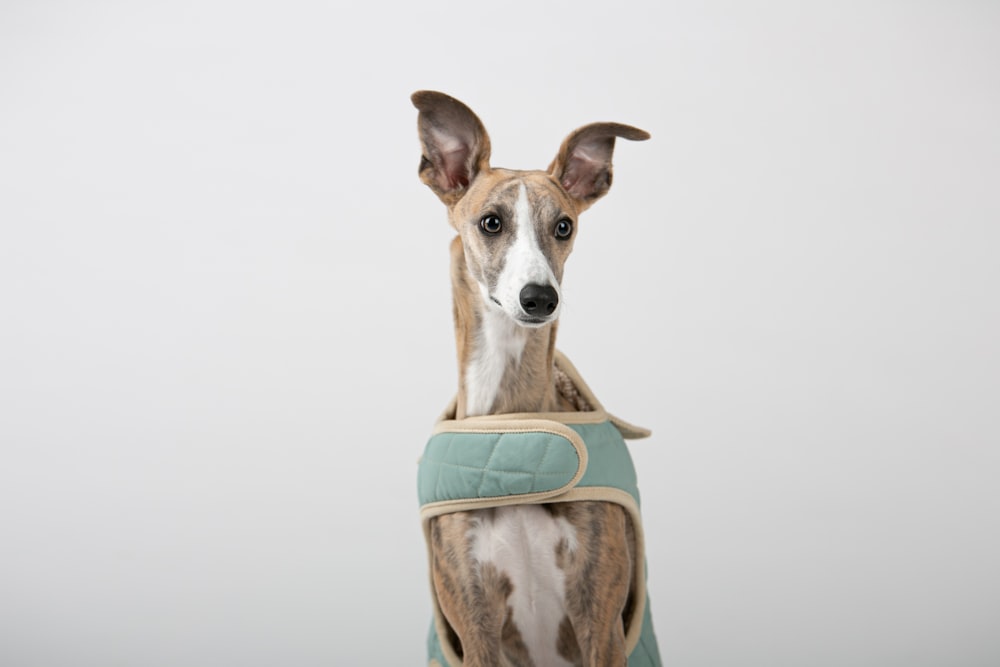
(554, 218, 573, 239)
(480, 215, 502, 234)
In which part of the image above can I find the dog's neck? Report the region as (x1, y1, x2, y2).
(450, 237, 561, 419)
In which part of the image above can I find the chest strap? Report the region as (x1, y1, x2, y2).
(418, 418, 641, 514)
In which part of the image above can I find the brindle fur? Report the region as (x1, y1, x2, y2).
(414, 90, 648, 667)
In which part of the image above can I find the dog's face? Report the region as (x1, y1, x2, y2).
(452, 170, 578, 326)
(413, 91, 648, 328)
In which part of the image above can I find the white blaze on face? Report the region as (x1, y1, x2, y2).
(464, 181, 563, 416)
(494, 182, 561, 321)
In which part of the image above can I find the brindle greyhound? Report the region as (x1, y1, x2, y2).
(413, 90, 651, 667)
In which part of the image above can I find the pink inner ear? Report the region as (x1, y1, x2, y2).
(428, 126, 475, 191)
(561, 151, 604, 198)
(441, 147, 471, 189)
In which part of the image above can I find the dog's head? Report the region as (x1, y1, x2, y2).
(413, 90, 648, 328)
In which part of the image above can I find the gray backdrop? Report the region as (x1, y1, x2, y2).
(2, 1, 997, 665)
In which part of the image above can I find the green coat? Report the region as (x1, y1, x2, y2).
(417, 352, 662, 667)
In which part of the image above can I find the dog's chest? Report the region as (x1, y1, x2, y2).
(468, 505, 577, 667)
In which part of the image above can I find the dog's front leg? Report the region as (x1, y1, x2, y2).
(430, 512, 509, 667)
(553, 501, 634, 667)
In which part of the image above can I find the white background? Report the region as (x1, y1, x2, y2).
(2, 1, 998, 665)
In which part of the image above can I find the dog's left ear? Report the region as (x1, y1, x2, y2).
(549, 123, 649, 210)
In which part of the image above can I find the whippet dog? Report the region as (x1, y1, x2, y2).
(413, 91, 659, 667)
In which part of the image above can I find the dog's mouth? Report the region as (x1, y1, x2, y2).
(517, 315, 550, 326)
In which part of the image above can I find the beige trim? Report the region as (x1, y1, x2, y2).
(608, 413, 652, 440)
(435, 397, 459, 424)
(421, 420, 590, 518)
(422, 486, 648, 666)
(553, 351, 606, 412)
(554, 351, 652, 438)
(439, 407, 611, 427)
(432, 351, 651, 438)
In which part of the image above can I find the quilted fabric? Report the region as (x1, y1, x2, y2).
(418, 429, 582, 506)
(418, 420, 642, 508)
(569, 420, 641, 505)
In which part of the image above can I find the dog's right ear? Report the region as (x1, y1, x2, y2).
(412, 91, 492, 206)
(548, 123, 650, 211)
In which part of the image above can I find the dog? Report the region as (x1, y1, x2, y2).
(413, 91, 660, 667)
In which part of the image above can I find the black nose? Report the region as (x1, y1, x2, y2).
(519, 284, 559, 316)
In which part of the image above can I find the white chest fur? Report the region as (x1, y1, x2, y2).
(467, 505, 579, 667)
(463, 307, 528, 417)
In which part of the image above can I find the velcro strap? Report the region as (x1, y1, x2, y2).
(418, 421, 587, 508)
